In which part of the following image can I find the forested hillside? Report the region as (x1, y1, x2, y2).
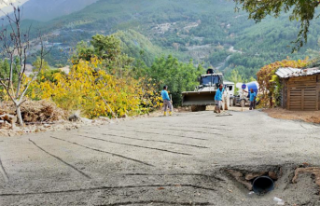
(22, 0, 320, 80)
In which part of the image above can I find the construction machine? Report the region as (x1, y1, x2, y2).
(182, 69, 234, 112)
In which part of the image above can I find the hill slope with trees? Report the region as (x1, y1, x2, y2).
(20, 0, 320, 80)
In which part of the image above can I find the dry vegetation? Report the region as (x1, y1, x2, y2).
(0, 99, 171, 137)
(0, 100, 71, 136)
(0, 100, 68, 123)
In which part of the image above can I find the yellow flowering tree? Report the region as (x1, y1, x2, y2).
(29, 58, 161, 118)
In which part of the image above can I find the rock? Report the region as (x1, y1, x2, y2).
(227, 170, 253, 190)
(268, 171, 278, 180)
(1, 121, 12, 129)
(54, 125, 64, 131)
(0, 114, 17, 124)
(43, 124, 51, 128)
(16, 131, 24, 135)
(68, 114, 81, 122)
(81, 118, 92, 124)
(292, 167, 320, 186)
(99, 117, 110, 122)
(245, 172, 266, 181)
(34, 127, 41, 133)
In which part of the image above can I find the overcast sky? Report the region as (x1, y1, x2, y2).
(0, 0, 28, 9)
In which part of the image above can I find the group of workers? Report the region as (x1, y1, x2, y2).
(161, 84, 257, 116)
(213, 84, 257, 113)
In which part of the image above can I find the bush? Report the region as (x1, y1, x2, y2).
(29, 58, 161, 118)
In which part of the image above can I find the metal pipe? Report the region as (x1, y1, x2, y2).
(252, 176, 274, 194)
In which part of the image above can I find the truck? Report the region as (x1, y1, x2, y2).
(182, 69, 235, 112)
(233, 81, 259, 107)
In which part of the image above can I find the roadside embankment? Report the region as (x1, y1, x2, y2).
(263, 108, 320, 124)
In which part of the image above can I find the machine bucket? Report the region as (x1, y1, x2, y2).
(182, 91, 216, 106)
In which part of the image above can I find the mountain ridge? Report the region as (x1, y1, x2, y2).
(15, 0, 320, 80)
(19, 0, 99, 21)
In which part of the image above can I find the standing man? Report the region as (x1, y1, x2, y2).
(214, 84, 224, 113)
(161, 85, 173, 116)
(249, 88, 257, 110)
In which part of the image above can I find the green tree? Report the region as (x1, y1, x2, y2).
(228, 69, 243, 84)
(91, 34, 121, 61)
(132, 50, 149, 79)
(227, 69, 243, 94)
(234, 0, 320, 51)
(306, 38, 320, 67)
(32, 57, 50, 72)
(0, 59, 19, 100)
(248, 76, 257, 82)
(73, 34, 134, 76)
(0, 59, 18, 83)
(149, 55, 203, 105)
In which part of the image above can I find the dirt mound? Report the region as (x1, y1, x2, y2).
(0, 100, 68, 123)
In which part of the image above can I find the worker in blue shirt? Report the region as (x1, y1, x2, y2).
(161, 85, 173, 116)
(214, 84, 224, 113)
(249, 88, 257, 110)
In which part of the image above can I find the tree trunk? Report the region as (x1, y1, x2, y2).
(16, 105, 23, 125)
(16, 77, 21, 98)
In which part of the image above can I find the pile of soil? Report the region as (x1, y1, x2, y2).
(263, 108, 320, 124)
(0, 100, 70, 136)
(0, 100, 153, 137)
(0, 100, 68, 123)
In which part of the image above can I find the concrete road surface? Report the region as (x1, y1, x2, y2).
(0, 110, 319, 206)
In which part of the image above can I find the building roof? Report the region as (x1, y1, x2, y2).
(276, 67, 320, 78)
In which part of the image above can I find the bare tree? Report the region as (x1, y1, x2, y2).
(0, 3, 45, 125)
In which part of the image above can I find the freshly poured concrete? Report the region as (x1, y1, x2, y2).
(0, 110, 319, 205)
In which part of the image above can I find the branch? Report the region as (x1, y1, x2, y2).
(0, 79, 16, 104)
(17, 99, 26, 107)
(18, 71, 38, 104)
(18, 32, 45, 102)
(7, 52, 14, 90)
(234, 0, 318, 52)
(0, 79, 8, 89)
(20, 25, 31, 78)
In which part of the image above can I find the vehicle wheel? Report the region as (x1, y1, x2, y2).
(191, 105, 206, 112)
(240, 100, 245, 107)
